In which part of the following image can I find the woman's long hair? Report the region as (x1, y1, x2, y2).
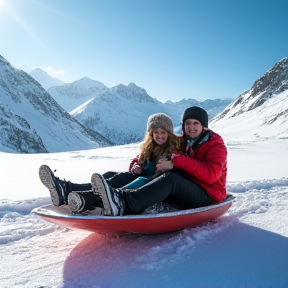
(138, 131, 180, 165)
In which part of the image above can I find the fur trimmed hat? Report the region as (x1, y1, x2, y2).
(181, 106, 209, 127)
(147, 113, 174, 134)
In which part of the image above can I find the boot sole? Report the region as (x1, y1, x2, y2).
(91, 173, 117, 216)
(68, 192, 84, 213)
(39, 165, 61, 206)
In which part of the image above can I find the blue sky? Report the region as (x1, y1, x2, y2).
(1, 0, 287, 102)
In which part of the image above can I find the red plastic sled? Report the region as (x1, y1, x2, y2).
(31, 195, 234, 235)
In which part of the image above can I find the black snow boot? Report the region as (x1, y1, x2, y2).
(39, 165, 71, 206)
(68, 191, 102, 213)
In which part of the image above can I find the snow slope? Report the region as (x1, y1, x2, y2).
(0, 133, 288, 287)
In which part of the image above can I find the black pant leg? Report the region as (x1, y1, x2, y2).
(123, 175, 170, 213)
(102, 171, 118, 179)
(69, 182, 92, 191)
(124, 172, 214, 214)
(69, 171, 136, 191)
(68, 182, 104, 207)
(164, 173, 214, 208)
(106, 172, 138, 188)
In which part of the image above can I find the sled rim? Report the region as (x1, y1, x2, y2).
(31, 195, 234, 220)
(31, 195, 235, 234)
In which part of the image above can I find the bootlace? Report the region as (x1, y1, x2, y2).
(53, 169, 69, 194)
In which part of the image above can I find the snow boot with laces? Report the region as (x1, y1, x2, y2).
(91, 173, 125, 216)
(39, 165, 70, 206)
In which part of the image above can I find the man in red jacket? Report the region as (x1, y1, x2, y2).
(92, 106, 228, 216)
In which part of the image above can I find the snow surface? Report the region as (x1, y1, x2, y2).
(1, 132, 288, 287)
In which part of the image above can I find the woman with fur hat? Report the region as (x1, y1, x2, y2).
(39, 113, 179, 213)
(90, 106, 227, 216)
(121, 113, 179, 189)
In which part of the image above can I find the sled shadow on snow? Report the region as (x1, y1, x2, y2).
(61, 219, 288, 288)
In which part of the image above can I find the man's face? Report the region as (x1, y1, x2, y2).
(184, 119, 203, 138)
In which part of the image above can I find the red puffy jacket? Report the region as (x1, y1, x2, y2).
(172, 131, 227, 203)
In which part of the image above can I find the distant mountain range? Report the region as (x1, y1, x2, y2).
(0, 54, 287, 153)
(29, 68, 233, 145)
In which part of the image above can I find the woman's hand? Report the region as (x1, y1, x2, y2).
(156, 160, 173, 171)
(131, 164, 143, 175)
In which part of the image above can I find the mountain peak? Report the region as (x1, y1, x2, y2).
(47, 77, 107, 111)
(210, 57, 288, 136)
(29, 68, 65, 90)
(30, 68, 47, 74)
(112, 83, 159, 103)
(74, 77, 106, 89)
(249, 57, 288, 101)
(127, 83, 137, 88)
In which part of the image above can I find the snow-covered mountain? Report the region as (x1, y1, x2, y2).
(47, 78, 231, 144)
(3, 53, 287, 152)
(70, 87, 164, 144)
(111, 83, 159, 103)
(0, 55, 112, 153)
(47, 77, 107, 112)
(70, 82, 233, 144)
(0, 54, 234, 152)
(29, 68, 66, 90)
(210, 57, 288, 141)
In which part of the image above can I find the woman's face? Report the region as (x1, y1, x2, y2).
(184, 119, 203, 138)
(152, 128, 169, 145)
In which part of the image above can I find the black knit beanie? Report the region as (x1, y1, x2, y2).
(181, 106, 208, 128)
(147, 113, 174, 134)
